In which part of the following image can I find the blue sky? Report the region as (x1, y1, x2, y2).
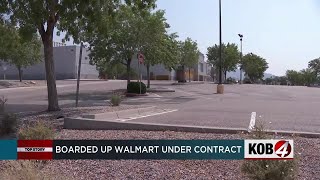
(54, 0, 320, 76)
(156, 0, 320, 76)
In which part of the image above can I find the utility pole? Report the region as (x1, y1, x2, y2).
(217, 0, 224, 94)
(3, 66, 6, 80)
(75, 42, 83, 107)
(238, 34, 243, 84)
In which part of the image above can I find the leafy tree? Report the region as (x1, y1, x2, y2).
(308, 58, 320, 76)
(301, 68, 317, 86)
(265, 77, 273, 85)
(0, 23, 42, 82)
(96, 61, 138, 80)
(268, 76, 288, 85)
(3, 0, 155, 111)
(139, 10, 179, 88)
(179, 38, 199, 82)
(242, 53, 268, 83)
(207, 43, 240, 81)
(0, 22, 14, 61)
(88, 4, 156, 86)
(278, 76, 288, 85)
(12, 36, 42, 82)
(286, 70, 304, 86)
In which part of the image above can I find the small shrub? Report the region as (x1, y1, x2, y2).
(241, 121, 297, 180)
(110, 94, 122, 106)
(127, 82, 147, 94)
(18, 121, 54, 140)
(0, 113, 17, 135)
(252, 120, 270, 139)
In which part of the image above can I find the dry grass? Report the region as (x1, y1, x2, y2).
(0, 161, 69, 180)
(18, 121, 55, 140)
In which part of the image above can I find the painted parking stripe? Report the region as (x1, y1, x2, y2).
(118, 109, 178, 122)
(248, 112, 256, 132)
(152, 93, 162, 97)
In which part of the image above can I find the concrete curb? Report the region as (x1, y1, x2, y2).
(63, 79, 108, 82)
(82, 106, 157, 120)
(172, 82, 205, 86)
(64, 118, 247, 134)
(147, 89, 175, 93)
(126, 93, 148, 97)
(266, 130, 320, 138)
(63, 117, 320, 138)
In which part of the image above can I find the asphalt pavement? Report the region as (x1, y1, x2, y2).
(2, 80, 127, 113)
(2, 80, 320, 133)
(124, 83, 320, 134)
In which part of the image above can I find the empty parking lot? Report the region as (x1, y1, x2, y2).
(124, 83, 320, 133)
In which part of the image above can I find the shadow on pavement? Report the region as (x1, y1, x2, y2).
(6, 103, 49, 114)
(122, 96, 196, 106)
(58, 89, 126, 101)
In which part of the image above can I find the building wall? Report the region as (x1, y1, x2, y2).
(54, 46, 77, 79)
(75, 46, 99, 79)
(0, 45, 99, 80)
(193, 53, 210, 81)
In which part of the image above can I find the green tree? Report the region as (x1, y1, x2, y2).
(139, 10, 179, 88)
(88, 4, 156, 86)
(242, 53, 269, 83)
(286, 70, 304, 86)
(12, 37, 42, 82)
(3, 0, 155, 111)
(179, 38, 199, 82)
(301, 68, 317, 86)
(144, 33, 180, 87)
(265, 77, 273, 85)
(0, 24, 42, 82)
(207, 43, 240, 81)
(0, 22, 15, 62)
(269, 76, 288, 85)
(278, 76, 288, 85)
(308, 58, 320, 76)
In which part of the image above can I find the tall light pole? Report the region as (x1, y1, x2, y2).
(75, 42, 83, 107)
(217, 0, 224, 94)
(238, 34, 243, 84)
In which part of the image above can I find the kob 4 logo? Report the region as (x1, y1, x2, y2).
(245, 140, 294, 159)
(275, 140, 292, 158)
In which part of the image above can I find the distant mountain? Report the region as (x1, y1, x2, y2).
(227, 69, 274, 80)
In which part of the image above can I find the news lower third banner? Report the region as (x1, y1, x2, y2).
(0, 140, 294, 160)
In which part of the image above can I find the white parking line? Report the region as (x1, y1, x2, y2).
(126, 98, 161, 101)
(248, 112, 256, 132)
(151, 93, 162, 97)
(118, 109, 178, 122)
